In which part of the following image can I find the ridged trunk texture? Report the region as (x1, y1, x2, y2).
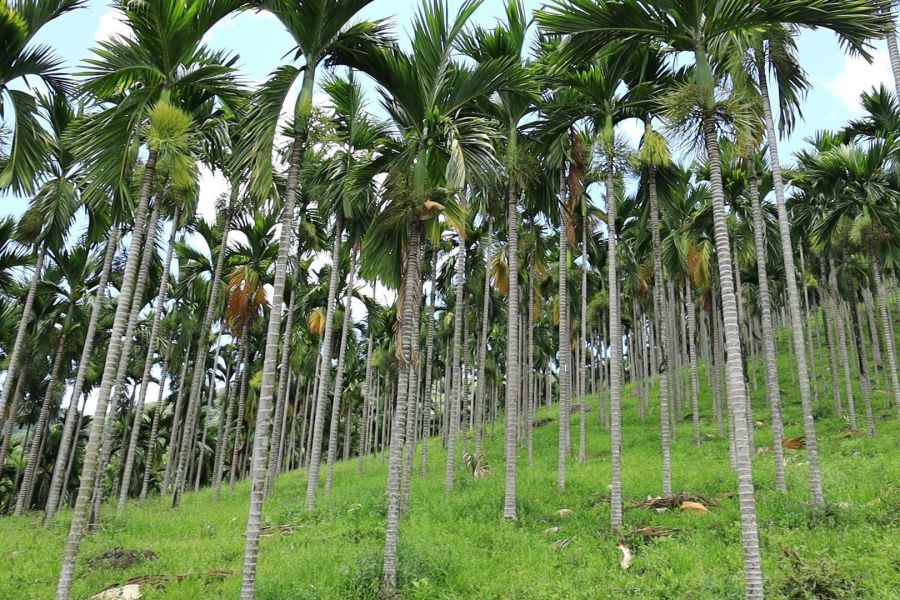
(118, 207, 180, 512)
(230, 326, 251, 491)
(305, 215, 343, 509)
(419, 250, 438, 476)
(239, 117, 306, 598)
(15, 333, 67, 515)
(400, 263, 423, 512)
(703, 115, 764, 599)
(359, 331, 375, 475)
(829, 261, 856, 429)
(526, 260, 535, 466)
(92, 202, 161, 522)
(163, 353, 189, 492)
(475, 220, 492, 455)
(170, 191, 236, 508)
(504, 176, 520, 518)
(556, 177, 571, 492)
(45, 227, 119, 521)
(756, 47, 824, 508)
(0, 372, 27, 473)
(578, 211, 588, 465)
(870, 250, 900, 416)
(748, 175, 787, 492)
(684, 284, 701, 447)
(648, 168, 673, 496)
(850, 300, 877, 437)
(445, 204, 467, 494)
(381, 225, 421, 595)
(326, 251, 357, 495)
(0, 242, 45, 420)
(140, 359, 169, 502)
(56, 150, 156, 600)
(606, 163, 623, 529)
(267, 247, 300, 495)
(887, 24, 900, 99)
(213, 365, 235, 499)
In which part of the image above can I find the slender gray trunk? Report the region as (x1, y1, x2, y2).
(326, 251, 357, 494)
(475, 221, 492, 455)
(557, 169, 570, 492)
(748, 173, 787, 492)
(140, 358, 169, 501)
(850, 299, 876, 437)
(419, 250, 438, 476)
(117, 208, 179, 512)
(446, 204, 467, 493)
(230, 326, 251, 491)
(56, 150, 157, 600)
(305, 216, 343, 509)
(756, 46, 824, 508)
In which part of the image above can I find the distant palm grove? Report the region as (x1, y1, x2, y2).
(2, 0, 900, 598)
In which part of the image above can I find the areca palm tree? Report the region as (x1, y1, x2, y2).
(55, 2, 245, 596)
(0, 0, 84, 193)
(537, 2, 894, 594)
(237, 1, 387, 594)
(345, 0, 524, 592)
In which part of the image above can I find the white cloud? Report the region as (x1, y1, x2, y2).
(824, 47, 893, 113)
(94, 9, 131, 43)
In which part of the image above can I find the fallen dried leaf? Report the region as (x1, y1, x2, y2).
(552, 536, 577, 550)
(618, 543, 632, 570)
(680, 501, 709, 514)
(622, 526, 679, 540)
(556, 509, 574, 518)
(90, 584, 141, 600)
(783, 437, 806, 450)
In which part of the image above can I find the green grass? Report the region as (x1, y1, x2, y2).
(2, 347, 899, 599)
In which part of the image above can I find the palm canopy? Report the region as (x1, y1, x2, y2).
(536, 0, 895, 109)
(0, 0, 85, 193)
(71, 0, 245, 207)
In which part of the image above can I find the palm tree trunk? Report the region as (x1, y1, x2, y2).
(117, 207, 180, 512)
(326, 250, 357, 495)
(702, 114, 764, 598)
(193, 369, 216, 491)
(755, 46, 824, 509)
(850, 299, 877, 437)
(748, 173, 787, 493)
(557, 170, 570, 492)
(605, 161, 624, 529)
(419, 249, 438, 476)
(239, 109, 308, 598)
(648, 165, 673, 495)
(887, 21, 900, 99)
(15, 333, 67, 515)
(445, 202, 467, 494)
(359, 331, 375, 475)
(56, 149, 157, 600)
(92, 202, 161, 523)
(305, 215, 343, 509)
(266, 248, 300, 495)
(685, 284, 701, 447)
(798, 244, 820, 401)
(213, 368, 235, 500)
(829, 260, 856, 428)
(230, 327, 251, 490)
(0, 370, 27, 471)
(869, 249, 900, 416)
(526, 259, 536, 466)
(578, 211, 588, 465)
(503, 172, 522, 518)
(165, 347, 192, 494)
(863, 289, 884, 390)
(475, 220, 493, 455)
(0, 242, 46, 420)
(140, 358, 169, 502)
(59, 394, 87, 512)
(45, 227, 119, 521)
(401, 266, 423, 512)
(381, 224, 421, 596)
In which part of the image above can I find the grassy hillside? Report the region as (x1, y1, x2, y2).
(2, 349, 899, 599)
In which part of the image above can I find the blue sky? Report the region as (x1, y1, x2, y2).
(1, 0, 896, 221)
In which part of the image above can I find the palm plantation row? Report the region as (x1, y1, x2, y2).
(1, 1, 899, 598)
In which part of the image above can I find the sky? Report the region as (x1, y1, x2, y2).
(0, 2, 896, 410)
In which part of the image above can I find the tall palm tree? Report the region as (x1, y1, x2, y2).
(537, 2, 893, 594)
(346, 0, 522, 591)
(55, 2, 244, 596)
(239, 1, 385, 595)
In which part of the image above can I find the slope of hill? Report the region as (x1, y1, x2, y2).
(2, 351, 899, 599)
